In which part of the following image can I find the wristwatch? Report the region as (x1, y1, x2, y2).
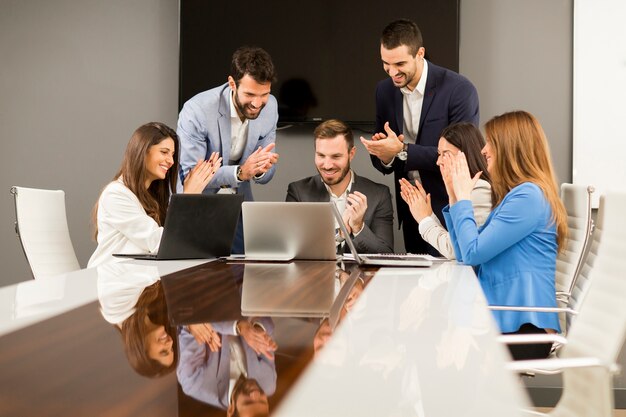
(236, 166, 243, 181)
(397, 143, 408, 161)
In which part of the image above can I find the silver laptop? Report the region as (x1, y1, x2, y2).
(331, 202, 433, 267)
(234, 202, 337, 261)
(240, 262, 337, 317)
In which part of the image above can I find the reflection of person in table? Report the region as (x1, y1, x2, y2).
(177, 318, 277, 410)
(227, 375, 270, 417)
(314, 269, 367, 356)
(114, 281, 178, 378)
(96, 263, 179, 377)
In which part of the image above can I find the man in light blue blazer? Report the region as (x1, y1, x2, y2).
(177, 318, 277, 411)
(177, 46, 280, 253)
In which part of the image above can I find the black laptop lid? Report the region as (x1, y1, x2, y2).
(157, 194, 243, 259)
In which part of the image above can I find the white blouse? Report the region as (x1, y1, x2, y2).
(418, 179, 492, 259)
(88, 178, 163, 268)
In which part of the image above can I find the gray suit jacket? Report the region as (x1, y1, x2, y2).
(176, 83, 279, 201)
(286, 173, 394, 253)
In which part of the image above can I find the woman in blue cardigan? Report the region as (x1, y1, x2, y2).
(442, 110, 568, 360)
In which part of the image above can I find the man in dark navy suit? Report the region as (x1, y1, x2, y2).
(360, 19, 480, 256)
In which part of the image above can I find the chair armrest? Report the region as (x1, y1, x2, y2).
(555, 291, 570, 303)
(506, 357, 621, 375)
(488, 305, 578, 315)
(498, 333, 567, 345)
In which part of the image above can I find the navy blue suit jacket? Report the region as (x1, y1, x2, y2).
(372, 61, 479, 252)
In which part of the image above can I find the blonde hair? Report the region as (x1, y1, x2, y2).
(484, 111, 568, 251)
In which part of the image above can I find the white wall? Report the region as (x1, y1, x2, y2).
(573, 0, 626, 206)
(460, 0, 573, 186)
(0, 0, 179, 285)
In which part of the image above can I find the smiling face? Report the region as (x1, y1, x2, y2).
(230, 379, 269, 417)
(314, 134, 355, 193)
(144, 137, 175, 188)
(229, 74, 272, 120)
(145, 323, 174, 367)
(481, 140, 495, 175)
(380, 44, 424, 90)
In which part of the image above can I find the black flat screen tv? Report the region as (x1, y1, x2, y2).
(179, 0, 460, 126)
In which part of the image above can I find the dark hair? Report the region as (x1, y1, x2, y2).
(231, 46, 277, 86)
(120, 281, 178, 378)
(313, 119, 354, 149)
(440, 123, 491, 184)
(381, 19, 423, 56)
(92, 122, 179, 240)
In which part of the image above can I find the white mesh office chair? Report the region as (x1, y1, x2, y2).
(503, 192, 626, 417)
(490, 184, 595, 344)
(554, 184, 594, 332)
(11, 186, 80, 279)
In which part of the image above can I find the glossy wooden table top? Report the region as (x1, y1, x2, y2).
(0, 259, 530, 416)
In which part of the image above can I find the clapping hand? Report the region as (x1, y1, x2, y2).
(238, 320, 278, 360)
(359, 122, 404, 164)
(183, 152, 222, 193)
(239, 143, 279, 181)
(448, 152, 481, 202)
(399, 178, 432, 222)
(344, 191, 368, 234)
(188, 323, 222, 352)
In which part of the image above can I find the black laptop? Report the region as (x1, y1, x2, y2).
(114, 193, 243, 260)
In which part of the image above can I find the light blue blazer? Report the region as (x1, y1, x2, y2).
(443, 182, 561, 333)
(176, 319, 277, 409)
(176, 83, 279, 201)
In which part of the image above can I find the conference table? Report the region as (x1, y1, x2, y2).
(0, 258, 531, 416)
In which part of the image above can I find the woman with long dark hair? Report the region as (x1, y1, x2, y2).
(400, 122, 491, 259)
(89, 122, 220, 267)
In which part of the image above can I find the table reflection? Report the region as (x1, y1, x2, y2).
(177, 318, 277, 414)
(96, 260, 503, 417)
(97, 263, 177, 378)
(94, 261, 345, 414)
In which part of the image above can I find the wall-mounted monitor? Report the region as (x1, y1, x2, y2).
(179, 0, 460, 126)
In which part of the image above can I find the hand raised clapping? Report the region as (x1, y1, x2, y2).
(239, 143, 279, 181)
(238, 320, 278, 360)
(183, 152, 222, 194)
(359, 122, 404, 164)
(343, 191, 368, 234)
(188, 322, 222, 352)
(399, 178, 432, 222)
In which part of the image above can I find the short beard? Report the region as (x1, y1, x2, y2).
(234, 92, 265, 120)
(391, 69, 416, 89)
(318, 164, 350, 186)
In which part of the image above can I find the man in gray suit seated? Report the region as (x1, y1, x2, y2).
(286, 119, 394, 253)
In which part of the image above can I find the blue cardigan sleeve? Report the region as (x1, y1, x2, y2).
(442, 205, 463, 261)
(448, 184, 544, 265)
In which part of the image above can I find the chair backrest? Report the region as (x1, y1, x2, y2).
(551, 192, 626, 417)
(555, 184, 594, 332)
(11, 186, 80, 279)
(556, 184, 594, 297)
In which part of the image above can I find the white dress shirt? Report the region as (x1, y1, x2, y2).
(382, 60, 429, 179)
